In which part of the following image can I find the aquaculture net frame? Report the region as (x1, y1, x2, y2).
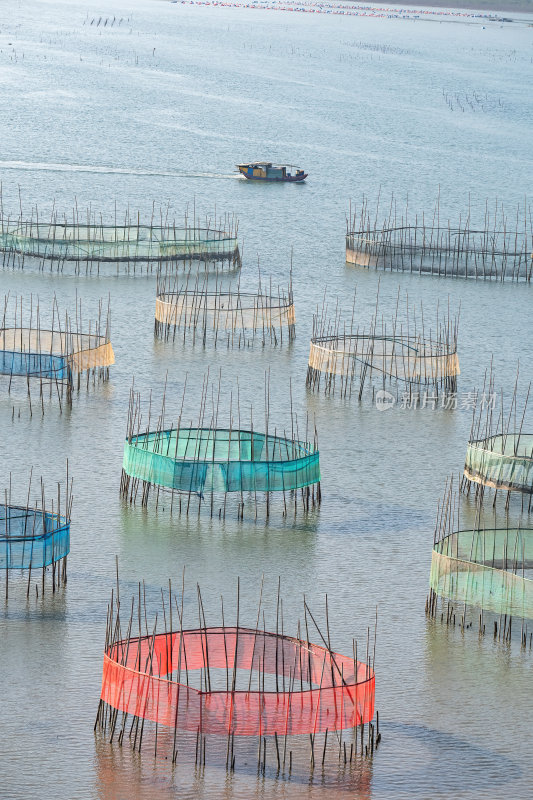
(0, 502, 70, 570)
(155, 290, 296, 335)
(346, 225, 532, 281)
(464, 433, 533, 494)
(122, 427, 321, 495)
(430, 527, 533, 620)
(0, 222, 240, 263)
(99, 626, 375, 737)
(308, 332, 459, 387)
(0, 327, 115, 381)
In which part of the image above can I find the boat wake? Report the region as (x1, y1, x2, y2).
(0, 160, 239, 180)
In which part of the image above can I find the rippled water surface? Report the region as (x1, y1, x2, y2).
(1, 1, 532, 798)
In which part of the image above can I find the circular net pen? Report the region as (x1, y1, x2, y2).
(121, 427, 320, 515)
(154, 280, 295, 347)
(0, 216, 240, 275)
(462, 369, 532, 509)
(0, 328, 114, 380)
(95, 577, 378, 773)
(0, 476, 72, 598)
(307, 333, 459, 396)
(99, 628, 374, 736)
(464, 434, 533, 496)
(346, 195, 532, 282)
(1, 293, 114, 395)
(346, 227, 532, 281)
(428, 527, 533, 642)
(307, 287, 459, 399)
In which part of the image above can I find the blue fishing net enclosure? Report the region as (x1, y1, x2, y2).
(0, 297, 114, 391)
(0, 349, 68, 380)
(0, 504, 70, 569)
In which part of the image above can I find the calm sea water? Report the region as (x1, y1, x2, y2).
(1, 1, 532, 798)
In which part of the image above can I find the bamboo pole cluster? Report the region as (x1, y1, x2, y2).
(1, 465, 73, 600)
(0, 292, 113, 413)
(95, 566, 380, 774)
(306, 284, 460, 399)
(346, 193, 532, 281)
(120, 373, 321, 520)
(154, 269, 295, 348)
(0, 192, 240, 275)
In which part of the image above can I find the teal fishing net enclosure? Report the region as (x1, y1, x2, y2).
(430, 528, 533, 620)
(123, 428, 320, 494)
(0, 504, 70, 569)
(465, 434, 533, 493)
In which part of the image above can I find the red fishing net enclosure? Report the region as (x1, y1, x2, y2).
(100, 627, 375, 738)
(95, 577, 379, 773)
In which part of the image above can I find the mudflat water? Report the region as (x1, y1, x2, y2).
(1, 1, 532, 798)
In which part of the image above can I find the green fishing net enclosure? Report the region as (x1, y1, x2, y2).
(430, 528, 533, 620)
(123, 428, 320, 494)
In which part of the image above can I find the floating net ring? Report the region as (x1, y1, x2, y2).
(155, 290, 296, 332)
(0, 223, 239, 263)
(0, 502, 70, 570)
(122, 427, 320, 494)
(99, 627, 375, 737)
(464, 433, 533, 494)
(308, 333, 459, 384)
(430, 528, 533, 620)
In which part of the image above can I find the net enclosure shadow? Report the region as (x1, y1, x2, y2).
(99, 627, 375, 737)
(430, 528, 533, 621)
(464, 434, 533, 494)
(0, 503, 70, 570)
(122, 428, 320, 495)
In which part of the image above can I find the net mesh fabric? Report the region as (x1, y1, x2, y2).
(122, 428, 320, 493)
(155, 293, 295, 330)
(464, 434, 533, 493)
(430, 528, 533, 619)
(0, 224, 238, 262)
(308, 335, 459, 382)
(69, 341, 114, 371)
(0, 504, 70, 569)
(100, 627, 375, 736)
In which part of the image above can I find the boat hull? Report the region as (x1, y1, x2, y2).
(240, 173, 308, 182)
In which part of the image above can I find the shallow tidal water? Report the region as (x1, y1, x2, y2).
(0, 1, 533, 798)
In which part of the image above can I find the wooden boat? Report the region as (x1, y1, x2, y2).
(237, 162, 308, 182)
